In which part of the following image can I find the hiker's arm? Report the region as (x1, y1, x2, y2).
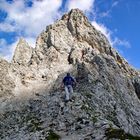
(60, 79, 64, 88)
(60, 81, 64, 88)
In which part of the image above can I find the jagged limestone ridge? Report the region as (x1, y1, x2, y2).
(12, 38, 33, 65)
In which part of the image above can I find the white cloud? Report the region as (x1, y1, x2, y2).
(1, 0, 63, 37)
(92, 21, 131, 49)
(0, 39, 7, 46)
(100, 1, 119, 18)
(112, 1, 119, 7)
(112, 38, 131, 48)
(67, 0, 95, 11)
(0, 23, 16, 32)
(4, 40, 18, 61)
(0, 38, 18, 61)
(92, 21, 112, 43)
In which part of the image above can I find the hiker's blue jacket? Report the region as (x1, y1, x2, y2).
(63, 76, 75, 86)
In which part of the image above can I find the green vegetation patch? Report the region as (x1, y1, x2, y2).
(84, 92, 92, 99)
(27, 117, 43, 132)
(47, 130, 61, 140)
(105, 128, 140, 140)
(91, 116, 98, 123)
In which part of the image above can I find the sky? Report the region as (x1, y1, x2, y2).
(0, 0, 140, 69)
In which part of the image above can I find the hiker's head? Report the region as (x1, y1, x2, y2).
(67, 73, 70, 76)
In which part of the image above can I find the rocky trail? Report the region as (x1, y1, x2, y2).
(1, 82, 140, 140)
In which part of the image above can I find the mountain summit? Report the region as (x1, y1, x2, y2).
(0, 9, 140, 139)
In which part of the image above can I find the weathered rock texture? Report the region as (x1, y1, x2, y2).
(0, 9, 140, 140)
(0, 58, 15, 98)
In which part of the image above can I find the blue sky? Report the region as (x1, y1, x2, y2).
(0, 0, 140, 69)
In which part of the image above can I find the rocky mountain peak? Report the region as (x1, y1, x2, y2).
(62, 8, 88, 23)
(12, 38, 33, 65)
(18, 38, 27, 44)
(0, 9, 140, 139)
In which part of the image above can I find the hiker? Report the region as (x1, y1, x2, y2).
(61, 73, 76, 102)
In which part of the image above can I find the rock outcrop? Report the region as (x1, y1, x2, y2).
(0, 9, 140, 140)
(133, 76, 140, 99)
(0, 58, 15, 98)
(12, 38, 33, 65)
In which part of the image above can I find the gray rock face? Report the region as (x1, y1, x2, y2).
(0, 9, 140, 140)
(0, 58, 15, 97)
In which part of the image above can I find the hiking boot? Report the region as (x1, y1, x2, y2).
(64, 100, 69, 103)
(69, 99, 73, 102)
